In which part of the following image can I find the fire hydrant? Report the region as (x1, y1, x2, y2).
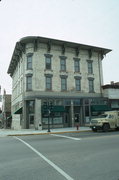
(76, 124, 79, 130)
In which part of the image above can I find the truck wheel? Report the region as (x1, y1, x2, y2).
(102, 123, 110, 132)
(115, 127, 119, 131)
(92, 128, 97, 132)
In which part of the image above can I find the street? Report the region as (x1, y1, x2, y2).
(0, 131, 119, 180)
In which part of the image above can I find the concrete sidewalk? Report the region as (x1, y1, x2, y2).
(0, 126, 91, 137)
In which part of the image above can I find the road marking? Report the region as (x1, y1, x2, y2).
(14, 137, 74, 180)
(51, 134, 81, 140)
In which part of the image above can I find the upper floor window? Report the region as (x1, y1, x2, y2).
(27, 54, 33, 70)
(59, 56, 67, 71)
(87, 60, 93, 74)
(88, 78, 94, 92)
(26, 75, 32, 91)
(75, 77, 81, 91)
(44, 54, 53, 70)
(45, 74, 52, 90)
(74, 58, 80, 72)
(60, 75, 67, 91)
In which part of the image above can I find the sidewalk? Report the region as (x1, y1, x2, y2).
(0, 126, 91, 137)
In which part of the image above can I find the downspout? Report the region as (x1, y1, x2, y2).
(98, 52, 103, 96)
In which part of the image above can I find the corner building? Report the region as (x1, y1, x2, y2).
(7, 36, 111, 129)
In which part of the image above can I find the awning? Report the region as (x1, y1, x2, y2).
(14, 107, 22, 114)
(91, 105, 111, 112)
(53, 106, 65, 112)
(42, 105, 65, 112)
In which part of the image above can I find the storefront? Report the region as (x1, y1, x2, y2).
(20, 97, 109, 129)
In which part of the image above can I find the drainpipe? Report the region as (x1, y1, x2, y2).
(98, 52, 103, 96)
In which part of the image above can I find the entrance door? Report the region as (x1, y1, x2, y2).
(29, 114, 34, 129)
(74, 113, 80, 124)
(64, 113, 69, 127)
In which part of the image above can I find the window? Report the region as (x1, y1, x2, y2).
(75, 78, 81, 91)
(27, 54, 33, 70)
(46, 75, 52, 90)
(59, 56, 67, 71)
(44, 54, 52, 70)
(61, 76, 67, 91)
(46, 57, 51, 70)
(88, 79, 94, 92)
(74, 59, 80, 72)
(87, 61, 93, 74)
(26, 75, 32, 90)
(60, 59, 66, 71)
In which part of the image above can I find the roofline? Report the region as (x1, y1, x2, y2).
(102, 85, 119, 89)
(7, 36, 112, 76)
(20, 36, 112, 54)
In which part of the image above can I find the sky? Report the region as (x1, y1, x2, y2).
(0, 0, 119, 95)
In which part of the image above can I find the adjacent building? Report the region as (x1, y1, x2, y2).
(2, 91, 12, 128)
(102, 82, 119, 110)
(7, 36, 111, 130)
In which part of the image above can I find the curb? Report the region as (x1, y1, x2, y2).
(7, 130, 92, 136)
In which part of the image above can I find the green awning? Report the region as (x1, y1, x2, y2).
(14, 107, 22, 114)
(42, 105, 65, 112)
(53, 106, 65, 112)
(91, 105, 111, 112)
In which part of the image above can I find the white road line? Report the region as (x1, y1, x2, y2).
(14, 137, 74, 180)
(51, 134, 81, 141)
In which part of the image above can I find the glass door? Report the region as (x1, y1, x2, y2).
(29, 114, 34, 129)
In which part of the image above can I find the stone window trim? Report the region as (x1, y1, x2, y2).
(87, 59, 93, 63)
(59, 56, 67, 60)
(74, 76, 82, 80)
(88, 77, 94, 80)
(44, 54, 53, 58)
(25, 73, 33, 77)
(26, 53, 33, 57)
(60, 75, 68, 79)
(45, 74, 53, 78)
(73, 57, 80, 61)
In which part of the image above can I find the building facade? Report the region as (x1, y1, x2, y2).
(7, 36, 111, 130)
(102, 82, 119, 110)
(2, 92, 12, 128)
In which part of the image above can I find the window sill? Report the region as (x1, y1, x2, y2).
(44, 69, 53, 72)
(74, 71, 81, 74)
(26, 89, 32, 91)
(60, 70, 68, 73)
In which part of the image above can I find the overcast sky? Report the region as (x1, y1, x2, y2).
(0, 0, 119, 95)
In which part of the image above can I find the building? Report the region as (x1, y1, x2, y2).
(102, 82, 119, 110)
(7, 36, 111, 130)
(2, 91, 12, 128)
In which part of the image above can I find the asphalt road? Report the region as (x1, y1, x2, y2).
(0, 131, 119, 180)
